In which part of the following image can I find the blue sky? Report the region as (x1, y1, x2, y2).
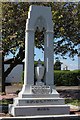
(34, 48, 78, 70)
(60, 55, 78, 70)
(5, 47, 79, 71)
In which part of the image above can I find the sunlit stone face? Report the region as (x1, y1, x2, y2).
(35, 59, 45, 84)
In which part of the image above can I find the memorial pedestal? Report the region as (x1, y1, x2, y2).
(9, 85, 70, 116)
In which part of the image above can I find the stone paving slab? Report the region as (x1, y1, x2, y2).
(0, 114, 80, 120)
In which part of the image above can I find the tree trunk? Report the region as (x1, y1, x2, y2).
(2, 47, 25, 93)
(2, 53, 5, 93)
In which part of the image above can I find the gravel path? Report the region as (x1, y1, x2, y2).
(5, 84, 80, 94)
(0, 84, 79, 99)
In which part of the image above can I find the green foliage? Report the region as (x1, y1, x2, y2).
(54, 70, 80, 86)
(0, 99, 13, 105)
(21, 69, 80, 86)
(54, 59, 62, 70)
(52, 2, 79, 58)
(2, 3, 80, 90)
(34, 61, 44, 66)
(65, 99, 80, 106)
(2, 2, 79, 58)
(2, 2, 29, 56)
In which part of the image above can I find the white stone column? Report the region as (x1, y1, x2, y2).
(44, 30, 54, 86)
(24, 29, 34, 86)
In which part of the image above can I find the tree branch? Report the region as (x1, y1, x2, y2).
(4, 47, 25, 79)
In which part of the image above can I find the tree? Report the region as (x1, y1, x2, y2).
(54, 59, 62, 70)
(52, 2, 80, 58)
(1, 2, 80, 92)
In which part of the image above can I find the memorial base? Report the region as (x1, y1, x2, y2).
(9, 85, 70, 117)
(9, 104, 69, 116)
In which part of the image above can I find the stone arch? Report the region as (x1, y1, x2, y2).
(24, 5, 54, 86)
(26, 5, 53, 31)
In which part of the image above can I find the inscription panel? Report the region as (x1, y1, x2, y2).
(37, 107, 50, 111)
(31, 85, 51, 94)
(19, 99, 62, 106)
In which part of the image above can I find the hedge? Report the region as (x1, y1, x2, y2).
(21, 70, 80, 86)
(54, 70, 80, 86)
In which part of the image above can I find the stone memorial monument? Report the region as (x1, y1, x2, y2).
(9, 5, 70, 116)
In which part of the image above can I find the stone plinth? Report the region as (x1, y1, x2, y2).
(9, 104, 69, 116)
(9, 85, 70, 116)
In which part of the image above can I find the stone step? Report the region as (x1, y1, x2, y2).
(9, 104, 70, 116)
(14, 97, 65, 106)
(1, 115, 79, 120)
(20, 92, 59, 98)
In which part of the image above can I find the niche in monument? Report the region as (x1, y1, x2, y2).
(34, 27, 45, 85)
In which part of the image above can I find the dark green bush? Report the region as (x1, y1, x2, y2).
(54, 70, 80, 86)
(21, 69, 80, 86)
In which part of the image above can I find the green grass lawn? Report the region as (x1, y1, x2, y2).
(65, 99, 80, 106)
(0, 99, 80, 106)
(0, 99, 13, 105)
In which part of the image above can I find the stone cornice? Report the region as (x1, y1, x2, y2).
(25, 29, 35, 33)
